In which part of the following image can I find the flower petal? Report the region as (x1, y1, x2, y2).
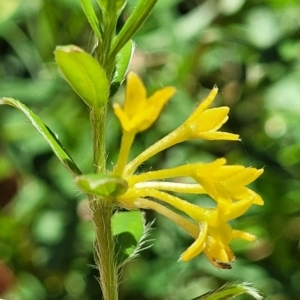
(220, 198, 253, 221)
(194, 131, 240, 141)
(204, 224, 234, 264)
(231, 187, 264, 205)
(180, 222, 208, 261)
(193, 107, 230, 132)
(124, 72, 147, 118)
(232, 230, 256, 241)
(136, 86, 176, 131)
(188, 87, 219, 123)
(225, 167, 264, 188)
(113, 103, 132, 132)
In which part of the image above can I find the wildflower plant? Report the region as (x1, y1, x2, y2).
(0, 0, 264, 299)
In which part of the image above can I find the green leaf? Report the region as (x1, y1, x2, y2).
(111, 40, 135, 96)
(0, 98, 82, 176)
(191, 282, 263, 300)
(75, 173, 128, 197)
(112, 211, 146, 266)
(55, 45, 109, 107)
(81, 0, 103, 42)
(97, 0, 127, 16)
(109, 0, 157, 60)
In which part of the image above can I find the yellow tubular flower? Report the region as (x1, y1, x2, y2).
(112, 73, 264, 268)
(113, 72, 176, 134)
(177, 87, 240, 141)
(123, 88, 239, 176)
(204, 223, 235, 267)
(193, 165, 264, 205)
(180, 220, 256, 268)
(180, 223, 208, 262)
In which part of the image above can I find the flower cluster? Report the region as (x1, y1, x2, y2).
(112, 72, 263, 268)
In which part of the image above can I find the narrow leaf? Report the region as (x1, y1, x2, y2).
(191, 282, 263, 300)
(111, 40, 135, 96)
(75, 173, 128, 197)
(55, 45, 109, 107)
(109, 0, 157, 60)
(81, 0, 103, 42)
(0, 98, 82, 176)
(112, 211, 145, 266)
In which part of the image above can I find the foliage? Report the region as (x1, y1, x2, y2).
(1, 0, 300, 299)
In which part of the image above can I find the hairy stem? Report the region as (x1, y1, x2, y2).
(90, 106, 119, 300)
(90, 106, 107, 174)
(92, 198, 118, 300)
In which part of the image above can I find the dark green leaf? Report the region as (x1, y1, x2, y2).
(55, 45, 109, 107)
(75, 173, 128, 196)
(0, 97, 82, 176)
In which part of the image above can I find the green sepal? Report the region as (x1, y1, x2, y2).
(81, 0, 103, 42)
(96, 0, 127, 17)
(110, 40, 135, 96)
(0, 97, 82, 176)
(54, 45, 109, 107)
(112, 211, 145, 266)
(75, 173, 128, 197)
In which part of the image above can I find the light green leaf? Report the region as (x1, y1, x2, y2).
(111, 40, 135, 96)
(112, 211, 146, 266)
(75, 173, 128, 197)
(81, 0, 103, 42)
(55, 45, 109, 107)
(191, 282, 263, 300)
(0, 97, 82, 176)
(97, 0, 127, 16)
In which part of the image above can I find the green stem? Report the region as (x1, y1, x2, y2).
(90, 106, 107, 174)
(91, 198, 118, 300)
(90, 105, 119, 300)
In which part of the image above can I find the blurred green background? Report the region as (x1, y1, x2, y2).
(1, 0, 300, 299)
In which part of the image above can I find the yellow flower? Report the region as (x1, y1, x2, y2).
(177, 87, 239, 141)
(112, 72, 175, 176)
(112, 72, 264, 268)
(180, 221, 255, 268)
(116, 160, 262, 266)
(193, 161, 264, 206)
(122, 87, 239, 176)
(179, 195, 257, 265)
(113, 72, 176, 134)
